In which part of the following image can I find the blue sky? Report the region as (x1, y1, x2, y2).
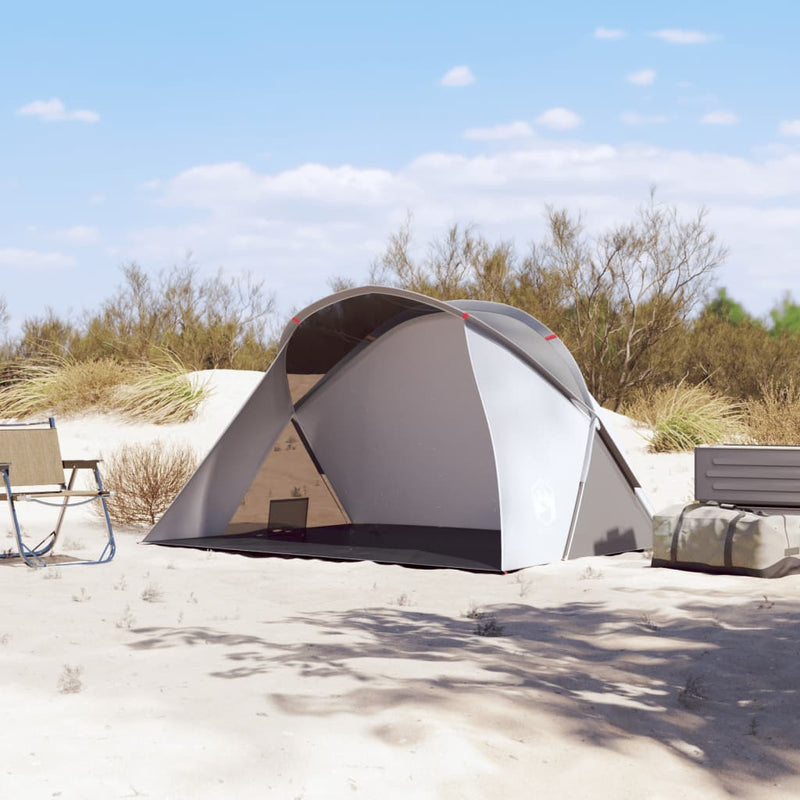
(2, 1, 799, 334)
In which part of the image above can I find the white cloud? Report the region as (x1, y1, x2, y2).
(0, 248, 75, 270)
(53, 225, 100, 245)
(16, 98, 99, 123)
(651, 29, 718, 44)
(536, 107, 582, 131)
(627, 69, 656, 86)
(463, 121, 534, 141)
(439, 66, 476, 87)
(779, 119, 800, 136)
(122, 139, 800, 318)
(620, 111, 669, 125)
(594, 27, 626, 40)
(701, 110, 739, 126)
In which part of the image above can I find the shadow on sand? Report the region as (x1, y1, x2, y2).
(129, 594, 800, 792)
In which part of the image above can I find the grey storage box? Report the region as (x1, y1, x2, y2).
(653, 503, 800, 578)
(695, 445, 800, 508)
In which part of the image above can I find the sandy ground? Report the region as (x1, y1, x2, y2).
(2, 372, 799, 799)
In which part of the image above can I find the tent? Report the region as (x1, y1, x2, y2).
(145, 286, 652, 571)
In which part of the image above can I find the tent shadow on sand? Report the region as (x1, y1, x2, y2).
(128, 595, 800, 794)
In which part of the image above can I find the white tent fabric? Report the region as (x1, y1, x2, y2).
(146, 286, 652, 571)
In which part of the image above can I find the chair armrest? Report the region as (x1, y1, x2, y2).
(62, 459, 102, 469)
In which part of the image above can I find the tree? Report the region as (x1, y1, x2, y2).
(370, 213, 516, 302)
(769, 293, 800, 338)
(78, 261, 277, 369)
(522, 197, 727, 408)
(371, 195, 727, 410)
(704, 288, 754, 326)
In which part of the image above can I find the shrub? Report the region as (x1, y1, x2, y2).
(100, 440, 197, 526)
(681, 314, 795, 400)
(746, 380, 800, 445)
(625, 383, 745, 453)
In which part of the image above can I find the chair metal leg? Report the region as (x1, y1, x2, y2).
(0, 466, 116, 568)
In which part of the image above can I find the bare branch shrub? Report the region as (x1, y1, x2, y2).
(85, 261, 277, 370)
(522, 196, 725, 409)
(100, 441, 197, 526)
(369, 194, 724, 409)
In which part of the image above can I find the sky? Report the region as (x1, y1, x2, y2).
(2, 0, 800, 334)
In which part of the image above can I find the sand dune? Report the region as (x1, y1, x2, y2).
(1, 371, 798, 799)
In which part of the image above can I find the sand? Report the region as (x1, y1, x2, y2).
(2, 371, 798, 799)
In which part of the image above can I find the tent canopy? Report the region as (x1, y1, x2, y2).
(145, 286, 652, 571)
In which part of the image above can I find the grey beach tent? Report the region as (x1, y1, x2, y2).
(145, 286, 652, 571)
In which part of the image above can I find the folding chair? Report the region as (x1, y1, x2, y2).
(0, 417, 115, 567)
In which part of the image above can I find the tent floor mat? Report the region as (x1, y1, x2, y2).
(151, 523, 502, 571)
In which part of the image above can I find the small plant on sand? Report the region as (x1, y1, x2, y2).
(677, 674, 707, 710)
(513, 571, 533, 597)
(474, 616, 505, 637)
(116, 605, 136, 630)
(0, 633, 10, 645)
(71, 587, 91, 603)
(463, 601, 485, 620)
(756, 595, 774, 610)
(42, 568, 62, 581)
(639, 611, 660, 631)
(393, 592, 411, 607)
(624, 382, 744, 453)
(113, 574, 128, 591)
(579, 565, 603, 580)
(58, 664, 84, 694)
(141, 582, 164, 603)
(100, 440, 197, 526)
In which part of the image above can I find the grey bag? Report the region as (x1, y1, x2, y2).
(653, 502, 800, 578)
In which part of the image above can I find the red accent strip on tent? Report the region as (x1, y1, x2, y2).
(291, 316, 300, 324)
(545, 333, 558, 341)
(462, 312, 470, 320)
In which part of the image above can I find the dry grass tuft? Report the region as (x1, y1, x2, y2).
(745, 379, 800, 445)
(112, 357, 208, 424)
(58, 664, 84, 694)
(0, 358, 132, 419)
(100, 440, 197, 526)
(0, 355, 207, 424)
(624, 382, 745, 453)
